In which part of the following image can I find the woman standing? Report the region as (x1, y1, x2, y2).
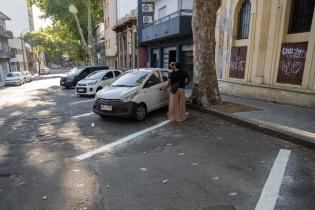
(167, 62, 189, 122)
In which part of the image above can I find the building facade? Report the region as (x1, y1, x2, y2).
(138, 0, 194, 79)
(113, 9, 138, 70)
(102, 0, 118, 69)
(96, 22, 106, 66)
(216, 0, 315, 107)
(0, 12, 13, 86)
(0, 0, 35, 73)
(8, 37, 29, 72)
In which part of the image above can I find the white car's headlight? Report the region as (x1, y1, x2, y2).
(120, 90, 138, 102)
(88, 81, 97, 85)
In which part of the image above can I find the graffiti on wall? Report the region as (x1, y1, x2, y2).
(277, 42, 308, 85)
(229, 46, 247, 79)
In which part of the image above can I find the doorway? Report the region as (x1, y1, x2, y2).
(168, 50, 177, 66)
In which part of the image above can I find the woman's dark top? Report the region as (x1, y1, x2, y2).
(169, 70, 189, 89)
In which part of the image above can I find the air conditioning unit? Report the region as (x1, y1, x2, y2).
(142, 3, 154, 13)
(143, 16, 153, 24)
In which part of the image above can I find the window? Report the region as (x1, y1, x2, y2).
(146, 72, 161, 87)
(237, 0, 251, 39)
(158, 6, 167, 19)
(288, 0, 315, 34)
(114, 71, 121, 77)
(105, 71, 114, 78)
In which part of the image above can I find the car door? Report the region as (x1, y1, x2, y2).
(160, 70, 170, 106)
(101, 71, 115, 87)
(141, 71, 164, 111)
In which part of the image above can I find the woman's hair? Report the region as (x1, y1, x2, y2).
(175, 62, 182, 71)
(169, 62, 176, 69)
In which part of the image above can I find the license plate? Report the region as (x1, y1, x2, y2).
(61, 82, 64, 84)
(77, 88, 84, 92)
(101, 105, 112, 111)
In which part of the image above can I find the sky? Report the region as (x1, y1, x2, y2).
(32, 5, 52, 31)
(117, 0, 137, 19)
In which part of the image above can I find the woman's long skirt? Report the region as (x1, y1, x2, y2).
(167, 88, 187, 122)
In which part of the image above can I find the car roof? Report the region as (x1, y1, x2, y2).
(127, 68, 169, 73)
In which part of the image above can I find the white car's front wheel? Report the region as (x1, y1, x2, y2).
(135, 103, 147, 121)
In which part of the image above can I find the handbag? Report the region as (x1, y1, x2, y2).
(170, 70, 183, 94)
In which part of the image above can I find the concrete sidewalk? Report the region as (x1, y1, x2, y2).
(191, 95, 315, 149)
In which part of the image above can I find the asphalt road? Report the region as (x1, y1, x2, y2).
(0, 70, 314, 210)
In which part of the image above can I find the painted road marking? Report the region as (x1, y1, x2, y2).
(255, 149, 291, 210)
(75, 120, 170, 160)
(70, 99, 95, 105)
(71, 112, 95, 119)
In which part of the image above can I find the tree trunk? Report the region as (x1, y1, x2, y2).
(191, 0, 221, 107)
(86, 0, 96, 66)
(38, 60, 41, 75)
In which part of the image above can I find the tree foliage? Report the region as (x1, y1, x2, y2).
(23, 31, 52, 73)
(27, 0, 103, 64)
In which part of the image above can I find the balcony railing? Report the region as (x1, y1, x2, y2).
(141, 10, 193, 43)
(143, 10, 193, 28)
(0, 30, 13, 39)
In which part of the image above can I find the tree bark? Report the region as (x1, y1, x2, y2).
(191, 0, 221, 107)
(86, 0, 97, 66)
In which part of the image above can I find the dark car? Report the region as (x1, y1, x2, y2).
(60, 66, 109, 88)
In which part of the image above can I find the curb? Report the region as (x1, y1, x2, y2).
(188, 104, 315, 150)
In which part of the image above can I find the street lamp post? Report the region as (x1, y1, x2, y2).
(69, 4, 93, 65)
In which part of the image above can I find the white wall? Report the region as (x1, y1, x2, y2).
(0, 0, 32, 36)
(152, 0, 193, 20)
(104, 0, 118, 57)
(154, 0, 178, 20)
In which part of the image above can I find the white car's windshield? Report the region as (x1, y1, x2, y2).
(68, 68, 84, 76)
(112, 71, 149, 87)
(22, 72, 29, 75)
(7, 73, 19, 77)
(85, 71, 105, 80)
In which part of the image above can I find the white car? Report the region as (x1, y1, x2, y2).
(94, 68, 170, 121)
(22, 71, 32, 82)
(5, 72, 24, 86)
(75, 70, 122, 96)
(41, 67, 50, 75)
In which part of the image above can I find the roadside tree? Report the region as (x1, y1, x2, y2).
(191, 0, 221, 107)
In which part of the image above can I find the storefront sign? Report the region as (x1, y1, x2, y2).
(230, 46, 247, 79)
(277, 42, 308, 85)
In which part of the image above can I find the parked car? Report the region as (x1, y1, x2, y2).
(51, 64, 61, 69)
(75, 70, 122, 96)
(60, 66, 109, 89)
(94, 68, 170, 121)
(5, 72, 24, 86)
(22, 71, 32, 82)
(41, 67, 50, 75)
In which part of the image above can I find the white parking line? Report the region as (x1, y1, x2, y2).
(255, 149, 291, 210)
(71, 112, 95, 119)
(70, 99, 95, 105)
(75, 120, 170, 160)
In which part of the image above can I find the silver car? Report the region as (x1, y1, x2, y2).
(5, 72, 24, 86)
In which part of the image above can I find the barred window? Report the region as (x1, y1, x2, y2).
(288, 0, 315, 34)
(237, 0, 251, 39)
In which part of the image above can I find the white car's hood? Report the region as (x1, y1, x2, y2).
(97, 86, 138, 100)
(78, 79, 99, 84)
